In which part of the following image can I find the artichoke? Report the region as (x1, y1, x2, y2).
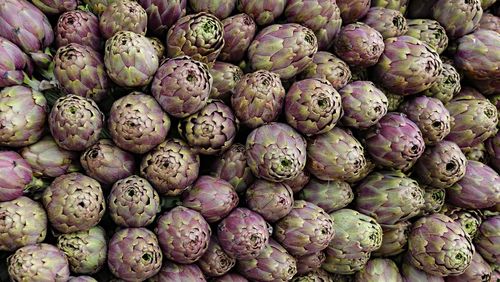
(432, 0, 483, 39)
(333, 22, 385, 68)
(285, 78, 343, 136)
(179, 100, 238, 155)
(478, 13, 500, 33)
(42, 173, 105, 233)
(486, 132, 500, 172)
(107, 228, 163, 281)
(140, 139, 200, 196)
(197, 236, 236, 277)
(56, 226, 107, 274)
(31, 0, 77, 14)
(354, 258, 403, 282)
(447, 161, 500, 209)
(371, 0, 409, 13)
(283, 170, 311, 193)
(245, 179, 294, 223)
(295, 252, 326, 275)
(297, 178, 353, 214)
(54, 43, 109, 102)
(441, 205, 483, 238)
(0, 36, 33, 87)
(446, 252, 492, 282)
(99, 0, 147, 39)
(372, 221, 412, 257)
(236, 239, 297, 282)
(189, 0, 235, 19)
(475, 215, 500, 264)
(400, 262, 445, 282)
(236, 0, 286, 26)
(0, 151, 41, 202)
(421, 187, 446, 215)
(212, 273, 248, 282)
(220, 13, 257, 63)
(413, 140, 467, 189)
(363, 7, 408, 39)
(248, 23, 318, 80)
(149, 261, 206, 282)
(151, 56, 212, 118)
(109, 92, 170, 154)
(138, 0, 187, 37)
(7, 243, 70, 282)
(104, 31, 159, 87)
(166, 12, 225, 65)
(231, 70, 285, 128)
(55, 10, 102, 51)
(323, 209, 383, 274)
(211, 143, 255, 194)
(422, 63, 461, 104)
(49, 95, 104, 152)
(182, 175, 239, 223)
(68, 276, 98, 282)
(339, 81, 389, 129)
(336, 0, 370, 23)
(275, 200, 335, 256)
(210, 62, 243, 100)
(217, 208, 270, 260)
(155, 206, 211, 264)
(0, 196, 47, 251)
(246, 122, 307, 182)
(81, 0, 116, 16)
(399, 96, 451, 145)
(148, 37, 166, 59)
(407, 213, 475, 276)
(108, 175, 161, 227)
(373, 36, 443, 96)
(298, 51, 352, 90)
(0, 86, 47, 147)
(307, 127, 368, 182)
(364, 112, 426, 171)
(405, 19, 449, 54)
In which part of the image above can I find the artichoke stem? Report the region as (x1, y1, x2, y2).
(161, 196, 182, 210)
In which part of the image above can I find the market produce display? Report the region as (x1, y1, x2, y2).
(0, 0, 499, 281)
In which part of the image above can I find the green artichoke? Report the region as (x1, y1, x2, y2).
(99, 0, 147, 39)
(297, 178, 353, 213)
(298, 51, 352, 90)
(446, 252, 492, 282)
(197, 236, 236, 277)
(419, 187, 446, 216)
(210, 62, 243, 100)
(336, 0, 371, 23)
(475, 215, 499, 264)
(371, 0, 409, 14)
(405, 19, 448, 54)
(245, 179, 294, 223)
(354, 258, 403, 282)
(211, 143, 255, 194)
(363, 7, 408, 39)
(56, 226, 107, 274)
(292, 268, 332, 282)
(422, 63, 461, 104)
(237, 0, 286, 26)
(441, 205, 483, 238)
(372, 221, 411, 257)
(432, 0, 483, 39)
(220, 13, 257, 63)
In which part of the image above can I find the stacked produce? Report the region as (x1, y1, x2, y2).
(0, 0, 499, 281)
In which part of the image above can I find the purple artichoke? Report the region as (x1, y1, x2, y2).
(0, 36, 33, 87)
(189, 0, 235, 19)
(99, 0, 147, 39)
(354, 259, 403, 282)
(441, 205, 483, 238)
(432, 0, 483, 39)
(245, 179, 294, 223)
(212, 273, 248, 282)
(422, 63, 461, 104)
(336, 0, 371, 23)
(405, 19, 449, 54)
(479, 13, 500, 33)
(197, 236, 236, 277)
(0, 151, 41, 202)
(219, 13, 257, 63)
(401, 262, 445, 282)
(475, 215, 500, 264)
(371, 0, 409, 14)
(55, 10, 102, 51)
(282, 170, 311, 193)
(373, 221, 412, 257)
(138, 0, 187, 37)
(486, 132, 500, 172)
(295, 252, 326, 275)
(150, 262, 206, 282)
(211, 143, 255, 194)
(155, 206, 211, 264)
(298, 178, 353, 214)
(31, 0, 77, 14)
(236, 0, 286, 26)
(446, 251, 492, 282)
(210, 62, 244, 100)
(298, 51, 352, 90)
(363, 7, 408, 39)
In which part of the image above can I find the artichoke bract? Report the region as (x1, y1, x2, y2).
(407, 213, 475, 277)
(373, 36, 443, 96)
(182, 175, 239, 223)
(354, 258, 403, 282)
(339, 81, 389, 129)
(486, 132, 500, 172)
(298, 51, 352, 90)
(231, 70, 285, 129)
(441, 205, 482, 238)
(297, 178, 353, 214)
(447, 160, 500, 209)
(364, 112, 426, 171)
(138, 0, 187, 37)
(68, 276, 98, 282)
(475, 215, 500, 264)
(148, 36, 165, 59)
(414, 140, 467, 189)
(211, 143, 255, 194)
(49, 95, 103, 152)
(0, 86, 47, 147)
(99, 0, 147, 39)
(197, 236, 236, 277)
(166, 12, 225, 65)
(275, 200, 335, 256)
(217, 208, 270, 260)
(210, 62, 243, 100)
(236, 0, 286, 26)
(140, 139, 200, 196)
(56, 226, 107, 274)
(0, 196, 47, 252)
(54, 43, 109, 102)
(189, 0, 235, 19)
(421, 187, 446, 215)
(333, 22, 385, 68)
(323, 209, 383, 274)
(0, 151, 37, 202)
(248, 23, 318, 80)
(479, 13, 500, 33)
(179, 100, 238, 155)
(245, 179, 294, 223)
(295, 252, 326, 275)
(7, 243, 70, 282)
(32, 0, 77, 14)
(104, 31, 159, 87)
(422, 63, 461, 104)
(373, 221, 412, 257)
(363, 7, 408, 39)
(355, 170, 425, 225)
(372, 0, 409, 14)
(405, 19, 449, 54)
(285, 78, 343, 136)
(432, 0, 483, 39)
(149, 262, 206, 282)
(446, 252, 492, 282)
(213, 273, 248, 282)
(292, 269, 333, 282)
(155, 206, 211, 264)
(42, 173, 105, 233)
(109, 92, 170, 155)
(152, 56, 212, 118)
(0, 36, 33, 87)
(107, 228, 163, 281)
(246, 122, 307, 182)
(401, 262, 445, 282)
(237, 239, 297, 282)
(220, 13, 257, 63)
(108, 175, 161, 227)
(55, 10, 102, 51)
(336, 0, 370, 23)
(306, 127, 368, 182)
(283, 170, 311, 193)
(80, 139, 136, 186)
